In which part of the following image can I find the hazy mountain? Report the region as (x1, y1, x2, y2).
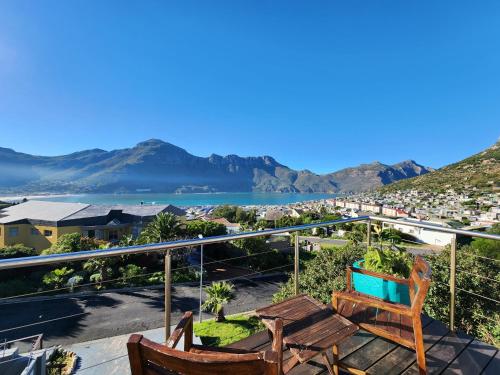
(380, 141, 500, 193)
(0, 139, 432, 194)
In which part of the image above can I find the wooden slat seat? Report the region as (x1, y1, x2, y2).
(332, 256, 432, 375)
(336, 295, 415, 348)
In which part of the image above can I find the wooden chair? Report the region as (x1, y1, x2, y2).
(127, 311, 284, 375)
(332, 256, 432, 375)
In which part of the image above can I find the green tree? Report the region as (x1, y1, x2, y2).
(42, 233, 106, 255)
(185, 220, 227, 238)
(42, 267, 74, 289)
(380, 228, 402, 244)
(139, 212, 180, 243)
(212, 205, 238, 222)
(0, 244, 37, 259)
(273, 244, 365, 304)
(119, 264, 146, 286)
(470, 224, 500, 260)
(202, 281, 235, 322)
(83, 258, 115, 289)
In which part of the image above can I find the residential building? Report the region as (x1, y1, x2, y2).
(205, 217, 242, 234)
(0, 200, 185, 251)
(388, 218, 455, 246)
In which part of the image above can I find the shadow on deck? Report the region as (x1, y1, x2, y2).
(226, 316, 499, 374)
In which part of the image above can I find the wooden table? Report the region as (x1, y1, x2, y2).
(256, 294, 358, 375)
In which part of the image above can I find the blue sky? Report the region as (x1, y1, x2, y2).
(0, 1, 499, 174)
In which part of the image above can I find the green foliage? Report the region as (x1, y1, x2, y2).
(202, 281, 235, 322)
(379, 229, 402, 244)
(363, 247, 413, 278)
(119, 264, 146, 286)
(139, 212, 180, 243)
(42, 233, 106, 255)
(194, 314, 264, 347)
(43, 267, 74, 289)
(233, 237, 287, 271)
(185, 220, 227, 238)
(83, 257, 116, 289)
(275, 215, 302, 228)
(470, 224, 500, 260)
(212, 205, 256, 225)
(424, 245, 499, 346)
(273, 244, 365, 304)
(0, 244, 37, 259)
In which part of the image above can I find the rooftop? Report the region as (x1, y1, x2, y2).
(0, 200, 89, 224)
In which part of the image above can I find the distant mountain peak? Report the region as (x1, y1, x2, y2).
(136, 139, 167, 147)
(0, 139, 433, 194)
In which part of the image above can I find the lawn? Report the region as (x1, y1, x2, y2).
(193, 314, 265, 347)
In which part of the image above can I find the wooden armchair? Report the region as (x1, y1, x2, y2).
(127, 311, 284, 375)
(332, 256, 432, 375)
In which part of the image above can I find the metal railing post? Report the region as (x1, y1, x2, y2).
(294, 233, 299, 295)
(199, 244, 204, 323)
(449, 234, 457, 332)
(367, 219, 372, 248)
(164, 250, 172, 341)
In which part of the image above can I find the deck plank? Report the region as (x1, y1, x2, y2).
(367, 319, 449, 375)
(481, 349, 500, 375)
(441, 339, 497, 374)
(401, 330, 473, 375)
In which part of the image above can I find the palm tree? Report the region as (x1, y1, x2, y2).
(142, 212, 180, 243)
(202, 281, 235, 322)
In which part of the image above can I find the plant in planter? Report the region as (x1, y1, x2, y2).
(352, 247, 414, 305)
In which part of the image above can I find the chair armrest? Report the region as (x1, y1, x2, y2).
(349, 266, 409, 285)
(333, 291, 413, 316)
(166, 311, 193, 350)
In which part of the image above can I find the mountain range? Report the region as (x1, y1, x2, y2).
(0, 139, 433, 194)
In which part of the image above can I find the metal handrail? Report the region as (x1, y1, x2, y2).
(0, 215, 498, 271)
(0, 216, 367, 270)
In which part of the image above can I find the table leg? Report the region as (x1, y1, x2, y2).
(283, 357, 300, 374)
(321, 352, 335, 375)
(332, 344, 339, 375)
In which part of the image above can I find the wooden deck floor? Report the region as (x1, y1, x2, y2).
(227, 315, 499, 374)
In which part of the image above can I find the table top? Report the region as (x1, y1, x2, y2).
(256, 294, 358, 363)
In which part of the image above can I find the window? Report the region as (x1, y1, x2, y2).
(31, 228, 39, 235)
(8, 227, 19, 237)
(44, 229, 53, 237)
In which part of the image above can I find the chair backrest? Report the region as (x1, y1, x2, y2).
(408, 256, 432, 313)
(127, 334, 279, 375)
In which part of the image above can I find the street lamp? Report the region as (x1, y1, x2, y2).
(198, 234, 204, 323)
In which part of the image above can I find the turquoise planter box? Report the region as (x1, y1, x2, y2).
(352, 260, 411, 306)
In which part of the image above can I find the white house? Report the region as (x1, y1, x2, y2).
(388, 218, 455, 246)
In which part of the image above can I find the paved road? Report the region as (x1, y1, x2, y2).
(0, 274, 287, 348)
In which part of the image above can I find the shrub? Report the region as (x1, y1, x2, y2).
(119, 264, 146, 286)
(42, 233, 106, 254)
(0, 244, 37, 259)
(43, 267, 74, 289)
(273, 244, 365, 304)
(424, 245, 499, 346)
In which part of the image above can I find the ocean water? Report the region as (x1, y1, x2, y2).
(37, 192, 336, 207)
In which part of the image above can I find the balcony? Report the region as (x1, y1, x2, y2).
(0, 216, 498, 374)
